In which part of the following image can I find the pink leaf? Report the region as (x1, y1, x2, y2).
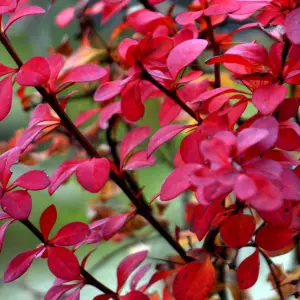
(120, 126, 151, 168)
(13, 170, 50, 190)
(175, 11, 203, 25)
(160, 164, 200, 201)
(94, 80, 125, 102)
(234, 174, 257, 200)
(237, 249, 260, 289)
(58, 65, 107, 90)
(237, 128, 268, 154)
(1, 190, 32, 220)
(56, 7, 75, 28)
(51, 222, 91, 246)
(76, 158, 110, 193)
(130, 263, 151, 291)
(123, 150, 156, 171)
(285, 7, 300, 45)
(16, 57, 50, 86)
(64, 288, 81, 300)
(102, 212, 134, 240)
(4, 248, 40, 282)
(99, 102, 121, 129)
(117, 250, 148, 292)
(0, 75, 13, 121)
(75, 108, 101, 127)
(45, 284, 78, 300)
(148, 124, 190, 156)
(167, 39, 208, 79)
(252, 84, 287, 115)
(205, 0, 240, 16)
(47, 247, 80, 281)
(48, 160, 82, 195)
(0, 220, 14, 252)
(40, 205, 57, 240)
(4, 6, 45, 32)
(159, 97, 181, 126)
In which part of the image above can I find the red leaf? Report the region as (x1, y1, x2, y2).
(4, 248, 40, 282)
(16, 57, 50, 87)
(1, 190, 32, 220)
(4, 6, 46, 32)
(13, 170, 50, 190)
(130, 263, 151, 291)
(40, 205, 57, 240)
(167, 39, 208, 79)
(51, 222, 91, 246)
(160, 164, 200, 201)
(220, 214, 255, 248)
(255, 224, 294, 251)
(122, 150, 156, 171)
(192, 201, 224, 241)
(47, 247, 80, 281)
(0, 220, 14, 252)
(159, 97, 181, 126)
(0, 64, 16, 77)
(206, 54, 254, 68)
(0, 75, 13, 121)
(102, 212, 134, 240)
(205, 0, 240, 16)
(285, 7, 300, 45)
(173, 260, 215, 300)
(120, 291, 149, 300)
(75, 108, 101, 127)
(117, 250, 148, 292)
(237, 249, 260, 289)
(252, 84, 287, 115)
(58, 65, 107, 90)
(64, 288, 81, 300)
(120, 126, 151, 168)
(148, 124, 190, 156)
(76, 158, 110, 193)
(142, 270, 174, 292)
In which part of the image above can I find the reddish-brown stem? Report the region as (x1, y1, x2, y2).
(0, 33, 191, 263)
(21, 220, 115, 295)
(138, 0, 157, 11)
(138, 62, 201, 123)
(204, 17, 221, 88)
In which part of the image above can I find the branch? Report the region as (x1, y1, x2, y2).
(138, 0, 157, 11)
(21, 220, 115, 295)
(204, 17, 221, 88)
(138, 62, 201, 123)
(0, 33, 191, 264)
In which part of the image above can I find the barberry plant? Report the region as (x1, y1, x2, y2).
(0, 0, 300, 299)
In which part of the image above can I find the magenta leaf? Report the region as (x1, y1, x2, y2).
(175, 11, 203, 25)
(13, 170, 50, 190)
(252, 84, 287, 115)
(4, 6, 46, 32)
(148, 124, 191, 156)
(58, 65, 107, 90)
(1, 190, 32, 220)
(130, 263, 151, 291)
(40, 205, 57, 240)
(167, 39, 208, 79)
(122, 150, 156, 171)
(0, 75, 13, 121)
(47, 247, 80, 281)
(99, 102, 121, 129)
(51, 222, 91, 246)
(0, 220, 14, 252)
(120, 291, 149, 300)
(55, 7, 75, 28)
(76, 158, 110, 193)
(285, 7, 300, 45)
(120, 126, 151, 168)
(117, 250, 148, 292)
(45, 283, 78, 300)
(0, 64, 16, 77)
(16, 57, 50, 87)
(4, 248, 41, 283)
(94, 80, 125, 102)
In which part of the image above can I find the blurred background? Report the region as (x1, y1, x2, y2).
(0, 0, 298, 299)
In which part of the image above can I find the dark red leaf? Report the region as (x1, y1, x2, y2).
(117, 250, 148, 292)
(47, 247, 80, 280)
(76, 158, 110, 193)
(0, 75, 13, 121)
(255, 224, 295, 251)
(173, 260, 215, 300)
(40, 205, 57, 240)
(4, 248, 40, 282)
(1, 190, 32, 220)
(237, 249, 260, 289)
(51, 222, 91, 246)
(220, 214, 255, 248)
(13, 170, 50, 190)
(16, 57, 50, 86)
